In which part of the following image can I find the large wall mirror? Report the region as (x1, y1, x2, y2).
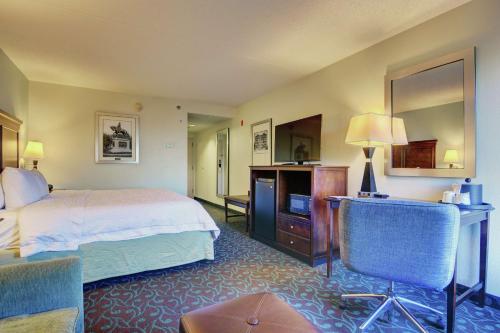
(216, 128, 229, 197)
(385, 48, 476, 178)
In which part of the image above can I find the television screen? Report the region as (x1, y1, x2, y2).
(274, 114, 322, 163)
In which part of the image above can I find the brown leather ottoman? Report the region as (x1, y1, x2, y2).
(179, 292, 319, 333)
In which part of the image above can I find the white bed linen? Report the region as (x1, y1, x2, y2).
(0, 209, 20, 249)
(18, 189, 220, 257)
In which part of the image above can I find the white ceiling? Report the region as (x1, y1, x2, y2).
(0, 0, 470, 106)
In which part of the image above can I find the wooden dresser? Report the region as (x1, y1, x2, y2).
(249, 165, 348, 266)
(392, 139, 437, 169)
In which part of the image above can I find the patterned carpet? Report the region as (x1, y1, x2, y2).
(84, 203, 500, 332)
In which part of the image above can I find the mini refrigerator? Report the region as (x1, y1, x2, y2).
(254, 178, 276, 242)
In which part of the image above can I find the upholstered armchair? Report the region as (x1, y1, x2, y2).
(339, 199, 460, 333)
(0, 256, 83, 333)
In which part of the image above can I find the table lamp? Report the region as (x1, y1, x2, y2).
(23, 141, 44, 169)
(345, 113, 394, 195)
(444, 149, 459, 168)
(391, 117, 408, 146)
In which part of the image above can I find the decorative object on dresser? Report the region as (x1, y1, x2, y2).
(251, 119, 272, 166)
(95, 112, 139, 164)
(23, 141, 44, 169)
(345, 113, 406, 196)
(249, 165, 348, 266)
(0, 109, 22, 171)
(385, 47, 476, 178)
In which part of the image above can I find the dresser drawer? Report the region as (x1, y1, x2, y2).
(277, 231, 310, 255)
(278, 214, 311, 239)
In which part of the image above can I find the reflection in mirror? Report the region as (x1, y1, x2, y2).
(216, 128, 229, 197)
(391, 60, 464, 169)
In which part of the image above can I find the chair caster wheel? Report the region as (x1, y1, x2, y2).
(434, 318, 445, 330)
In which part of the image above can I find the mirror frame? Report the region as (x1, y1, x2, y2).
(216, 128, 230, 198)
(384, 47, 476, 178)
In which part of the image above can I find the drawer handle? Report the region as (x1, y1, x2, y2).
(290, 225, 294, 229)
(290, 240, 294, 245)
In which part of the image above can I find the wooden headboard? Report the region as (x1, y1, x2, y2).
(0, 109, 22, 171)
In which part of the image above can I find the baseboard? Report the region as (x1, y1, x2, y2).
(194, 196, 223, 209)
(457, 283, 500, 310)
(194, 197, 242, 215)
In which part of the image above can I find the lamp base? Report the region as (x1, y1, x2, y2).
(360, 147, 377, 193)
(358, 191, 377, 198)
(32, 160, 38, 170)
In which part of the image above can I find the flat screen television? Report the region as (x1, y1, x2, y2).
(274, 114, 322, 164)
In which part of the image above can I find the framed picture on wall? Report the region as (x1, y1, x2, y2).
(251, 118, 272, 166)
(95, 112, 139, 164)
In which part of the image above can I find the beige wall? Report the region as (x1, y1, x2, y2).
(0, 49, 29, 149)
(28, 81, 233, 194)
(194, 0, 500, 295)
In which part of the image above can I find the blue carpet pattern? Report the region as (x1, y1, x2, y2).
(84, 203, 500, 332)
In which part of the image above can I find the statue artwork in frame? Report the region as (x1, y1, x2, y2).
(251, 118, 272, 166)
(95, 112, 139, 164)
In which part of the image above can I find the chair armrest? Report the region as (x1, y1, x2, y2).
(0, 256, 83, 332)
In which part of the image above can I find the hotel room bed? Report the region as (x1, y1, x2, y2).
(0, 230, 213, 283)
(0, 111, 220, 283)
(0, 187, 219, 283)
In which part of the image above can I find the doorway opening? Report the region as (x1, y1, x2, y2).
(187, 113, 231, 199)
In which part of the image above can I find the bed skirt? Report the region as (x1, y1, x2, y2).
(0, 231, 214, 283)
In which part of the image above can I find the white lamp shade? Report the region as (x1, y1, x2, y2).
(23, 141, 44, 159)
(443, 149, 459, 163)
(391, 117, 408, 145)
(345, 113, 393, 147)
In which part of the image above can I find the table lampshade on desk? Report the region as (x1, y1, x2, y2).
(23, 141, 44, 169)
(444, 149, 459, 168)
(345, 114, 407, 194)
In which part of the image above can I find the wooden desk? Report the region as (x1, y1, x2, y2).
(325, 197, 494, 333)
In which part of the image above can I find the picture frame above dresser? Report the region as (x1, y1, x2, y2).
(384, 47, 476, 178)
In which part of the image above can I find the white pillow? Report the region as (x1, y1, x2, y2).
(1, 167, 49, 210)
(0, 209, 19, 249)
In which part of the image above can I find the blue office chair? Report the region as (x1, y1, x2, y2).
(339, 199, 460, 333)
